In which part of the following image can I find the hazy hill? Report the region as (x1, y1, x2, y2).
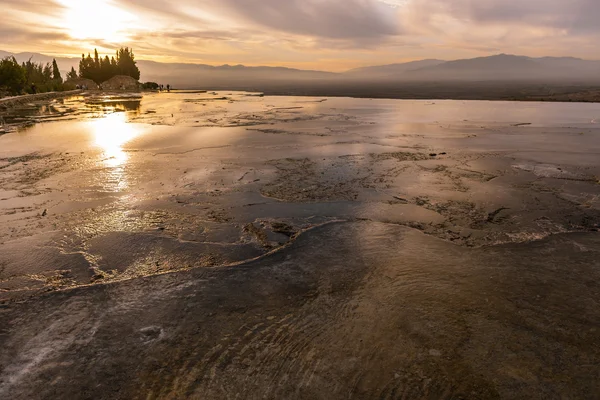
(1, 51, 599, 88)
(0, 51, 338, 87)
(135, 60, 338, 88)
(345, 59, 445, 77)
(403, 54, 600, 81)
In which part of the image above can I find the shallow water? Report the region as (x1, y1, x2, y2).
(0, 92, 599, 399)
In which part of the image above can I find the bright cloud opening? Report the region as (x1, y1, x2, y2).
(58, 0, 136, 42)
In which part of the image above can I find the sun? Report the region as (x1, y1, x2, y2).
(58, 0, 135, 42)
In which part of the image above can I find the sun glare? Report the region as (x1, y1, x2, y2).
(92, 112, 140, 168)
(59, 0, 135, 42)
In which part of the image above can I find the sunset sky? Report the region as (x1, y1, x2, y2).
(2, 0, 599, 71)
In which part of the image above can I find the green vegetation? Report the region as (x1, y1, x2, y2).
(22, 58, 64, 93)
(52, 59, 62, 83)
(79, 47, 140, 84)
(0, 47, 141, 96)
(142, 82, 160, 90)
(0, 57, 26, 95)
(67, 67, 78, 80)
(0, 56, 62, 95)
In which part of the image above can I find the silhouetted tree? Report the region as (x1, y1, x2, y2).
(67, 66, 78, 80)
(52, 59, 62, 82)
(42, 63, 52, 81)
(77, 48, 140, 83)
(142, 82, 159, 90)
(99, 55, 114, 83)
(1, 48, 141, 96)
(19, 58, 59, 93)
(0, 56, 27, 95)
(94, 49, 100, 70)
(79, 53, 88, 79)
(116, 47, 140, 80)
(79, 53, 97, 81)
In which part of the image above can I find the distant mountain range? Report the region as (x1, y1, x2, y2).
(2, 51, 599, 88)
(345, 59, 446, 76)
(394, 54, 600, 81)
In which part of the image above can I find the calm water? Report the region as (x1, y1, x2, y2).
(1, 92, 599, 399)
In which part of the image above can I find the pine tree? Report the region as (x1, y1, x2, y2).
(94, 49, 100, 69)
(79, 53, 97, 81)
(75, 48, 142, 84)
(17, 58, 59, 93)
(87, 53, 95, 81)
(116, 47, 140, 80)
(111, 56, 117, 74)
(42, 63, 52, 81)
(52, 59, 62, 82)
(67, 66, 78, 80)
(100, 55, 111, 83)
(78, 54, 87, 79)
(0, 56, 27, 95)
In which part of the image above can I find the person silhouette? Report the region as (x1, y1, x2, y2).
(167, 84, 170, 92)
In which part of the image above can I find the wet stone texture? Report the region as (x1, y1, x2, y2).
(0, 92, 599, 399)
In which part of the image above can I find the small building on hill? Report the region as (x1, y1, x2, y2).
(63, 78, 98, 90)
(101, 75, 140, 91)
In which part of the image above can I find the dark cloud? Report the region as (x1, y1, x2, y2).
(2, 0, 599, 67)
(423, 0, 600, 34)
(116, 0, 401, 41)
(0, 26, 70, 43)
(131, 29, 247, 41)
(214, 0, 400, 39)
(0, 0, 64, 31)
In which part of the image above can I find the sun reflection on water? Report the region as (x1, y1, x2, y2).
(90, 112, 142, 192)
(92, 112, 140, 168)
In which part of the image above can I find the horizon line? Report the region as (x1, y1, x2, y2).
(2, 49, 600, 73)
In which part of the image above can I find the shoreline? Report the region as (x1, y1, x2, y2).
(254, 85, 600, 103)
(262, 92, 600, 103)
(177, 80, 600, 103)
(0, 90, 82, 111)
(1, 87, 599, 115)
(2, 89, 599, 136)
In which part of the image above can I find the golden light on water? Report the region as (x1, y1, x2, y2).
(58, 0, 135, 42)
(92, 112, 140, 169)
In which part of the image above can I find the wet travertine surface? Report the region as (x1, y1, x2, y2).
(0, 92, 599, 399)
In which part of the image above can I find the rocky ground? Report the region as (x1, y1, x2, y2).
(0, 92, 599, 399)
